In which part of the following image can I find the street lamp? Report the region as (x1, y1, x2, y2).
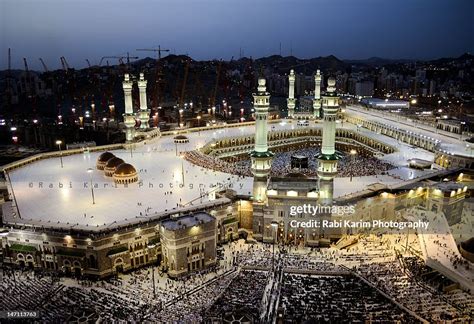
(197, 115, 202, 136)
(271, 221, 278, 270)
(349, 149, 357, 182)
(179, 109, 184, 127)
(87, 168, 95, 204)
(56, 140, 63, 168)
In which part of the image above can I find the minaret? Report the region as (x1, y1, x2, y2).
(122, 74, 135, 142)
(137, 73, 150, 129)
(316, 76, 339, 181)
(287, 69, 296, 118)
(313, 70, 322, 118)
(250, 78, 274, 200)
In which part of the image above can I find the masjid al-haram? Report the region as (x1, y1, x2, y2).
(1, 70, 473, 323)
(3, 0, 474, 320)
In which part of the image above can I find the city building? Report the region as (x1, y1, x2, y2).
(160, 212, 217, 277)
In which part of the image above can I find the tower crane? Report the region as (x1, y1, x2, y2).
(60, 56, 69, 71)
(39, 58, 48, 72)
(23, 58, 37, 114)
(211, 60, 223, 108)
(191, 70, 207, 111)
(99, 53, 138, 66)
(136, 46, 169, 121)
(136, 45, 170, 60)
(23, 58, 32, 94)
(179, 58, 191, 109)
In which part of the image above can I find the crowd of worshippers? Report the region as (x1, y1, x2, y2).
(228, 147, 394, 178)
(0, 269, 146, 322)
(356, 261, 472, 322)
(183, 151, 253, 177)
(203, 270, 268, 321)
(279, 273, 416, 323)
(1, 236, 472, 322)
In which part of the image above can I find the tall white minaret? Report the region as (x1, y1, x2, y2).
(251, 78, 274, 242)
(313, 70, 322, 118)
(122, 74, 135, 142)
(251, 78, 273, 189)
(137, 73, 150, 129)
(287, 69, 296, 118)
(316, 76, 339, 181)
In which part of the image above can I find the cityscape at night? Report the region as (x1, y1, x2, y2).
(0, 0, 473, 323)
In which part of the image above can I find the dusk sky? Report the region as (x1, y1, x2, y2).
(1, 0, 473, 70)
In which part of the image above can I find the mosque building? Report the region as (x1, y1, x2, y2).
(0, 70, 472, 283)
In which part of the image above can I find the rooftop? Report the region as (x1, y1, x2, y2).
(161, 212, 214, 231)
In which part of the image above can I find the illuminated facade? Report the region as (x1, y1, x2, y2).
(160, 213, 217, 278)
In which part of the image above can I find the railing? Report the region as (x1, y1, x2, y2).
(340, 264, 430, 323)
(163, 267, 238, 308)
(1, 143, 125, 173)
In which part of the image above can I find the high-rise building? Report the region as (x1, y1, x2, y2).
(355, 80, 374, 97)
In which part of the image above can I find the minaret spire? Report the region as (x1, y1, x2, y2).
(137, 73, 150, 129)
(313, 69, 322, 118)
(316, 76, 339, 180)
(287, 69, 296, 118)
(122, 73, 135, 142)
(250, 77, 274, 181)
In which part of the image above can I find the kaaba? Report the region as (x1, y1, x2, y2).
(291, 155, 309, 169)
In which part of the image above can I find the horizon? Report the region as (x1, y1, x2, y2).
(2, 51, 472, 73)
(1, 0, 473, 70)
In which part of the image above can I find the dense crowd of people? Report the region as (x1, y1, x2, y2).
(183, 151, 252, 177)
(184, 147, 394, 179)
(1, 235, 472, 322)
(204, 270, 268, 321)
(280, 273, 416, 323)
(356, 261, 472, 322)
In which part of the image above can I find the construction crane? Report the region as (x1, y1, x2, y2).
(178, 58, 191, 109)
(85, 59, 91, 68)
(23, 58, 32, 94)
(99, 53, 138, 66)
(61, 56, 70, 69)
(60, 56, 69, 71)
(210, 60, 223, 108)
(39, 58, 48, 72)
(136, 45, 170, 60)
(221, 56, 233, 102)
(23, 58, 37, 114)
(191, 70, 207, 111)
